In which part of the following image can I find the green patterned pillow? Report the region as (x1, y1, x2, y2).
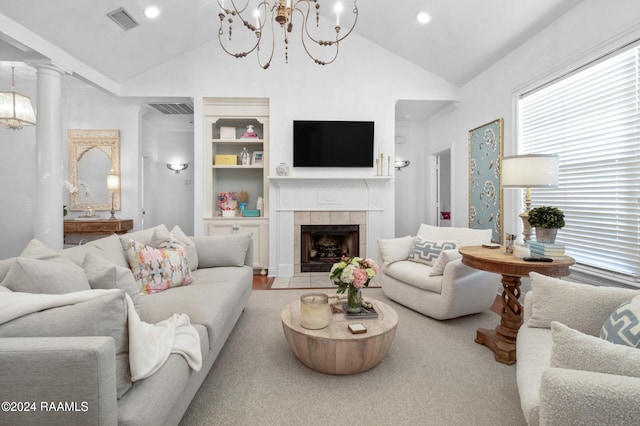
(600, 295, 640, 348)
(125, 236, 193, 294)
(408, 237, 457, 266)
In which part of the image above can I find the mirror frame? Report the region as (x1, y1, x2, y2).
(68, 129, 121, 212)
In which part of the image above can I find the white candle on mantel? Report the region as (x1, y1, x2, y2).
(300, 293, 330, 330)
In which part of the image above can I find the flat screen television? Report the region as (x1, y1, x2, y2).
(293, 120, 374, 167)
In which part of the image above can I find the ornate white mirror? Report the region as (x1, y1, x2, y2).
(68, 129, 120, 212)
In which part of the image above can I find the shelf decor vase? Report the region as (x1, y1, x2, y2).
(276, 162, 290, 176)
(347, 286, 362, 314)
(535, 228, 558, 244)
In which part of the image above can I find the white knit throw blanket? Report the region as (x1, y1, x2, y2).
(0, 287, 202, 380)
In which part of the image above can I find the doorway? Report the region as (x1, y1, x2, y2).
(433, 148, 451, 227)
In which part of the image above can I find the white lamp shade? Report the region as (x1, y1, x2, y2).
(502, 154, 559, 188)
(106, 173, 120, 191)
(0, 91, 36, 128)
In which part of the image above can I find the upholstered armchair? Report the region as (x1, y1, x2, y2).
(377, 224, 500, 320)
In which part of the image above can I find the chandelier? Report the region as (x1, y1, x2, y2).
(0, 66, 36, 130)
(216, 0, 358, 69)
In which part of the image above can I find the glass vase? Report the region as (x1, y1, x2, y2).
(347, 286, 362, 314)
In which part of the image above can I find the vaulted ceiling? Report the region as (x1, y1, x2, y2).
(0, 0, 583, 90)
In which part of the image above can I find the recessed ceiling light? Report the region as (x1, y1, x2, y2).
(417, 11, 431, 25)
(144, 6, 160, 19)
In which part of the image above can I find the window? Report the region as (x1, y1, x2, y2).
(518, 45, 640, 285)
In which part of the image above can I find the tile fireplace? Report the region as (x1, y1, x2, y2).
(270, 176, 393, 277)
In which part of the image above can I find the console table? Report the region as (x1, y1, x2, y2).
(64, 219, 134, 236)
(458, 246, 575, 365)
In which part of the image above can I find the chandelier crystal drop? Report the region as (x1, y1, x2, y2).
(216, 0, 358, 69)
(0, 66, 36, 130)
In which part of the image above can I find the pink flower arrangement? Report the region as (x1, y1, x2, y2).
(329, 256, 379, 294)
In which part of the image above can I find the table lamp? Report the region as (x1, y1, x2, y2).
(106, 172, 120, 220)
(501, 154, 559, 242)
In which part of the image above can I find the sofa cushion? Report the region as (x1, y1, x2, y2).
(62, 234, 130, 269)
(170, 225, 199, 271)
(119, 224, 170, 251)
(192, 233, 251, 268)
(83, 250, 141, 314)
(0, 240, 90, 294)
(429, 249, 462, 276)
(527, 272, 639, 336)
(139, 266, 252, 349)
(408, 237, 456, 266)
(417, 224, 492, 247)
(125, 236, 193, 294)
(149, 226, 199, 272)
(0, 290, 131, 399)
(600, 294, 640, 348)
(552, 321, 640, 378)
(384, 260, 443, 293)
(0, 257, 15, 282)
(377, 236, 415, 266)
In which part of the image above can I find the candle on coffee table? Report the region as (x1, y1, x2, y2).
(300, 293, 330, 330)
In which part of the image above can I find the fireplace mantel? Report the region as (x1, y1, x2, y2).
(269, 176, 393, 188)
(271, 175, 392, 277)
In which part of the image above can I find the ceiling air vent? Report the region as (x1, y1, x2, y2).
(107, 7, 139, 31)
(148, 103, 195, 115)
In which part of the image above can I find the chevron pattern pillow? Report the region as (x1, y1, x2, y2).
(600, 295, 640, 348)
(408, 237, 457, 266)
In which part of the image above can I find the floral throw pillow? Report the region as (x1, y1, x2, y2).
(125, 236, 194, 294)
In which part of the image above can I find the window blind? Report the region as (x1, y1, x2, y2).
(519, 46, 640, 283)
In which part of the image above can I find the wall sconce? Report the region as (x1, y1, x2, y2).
(106, 172, 120, 220)
(394, 160, 410, 171)
(167, 163, 188, 174)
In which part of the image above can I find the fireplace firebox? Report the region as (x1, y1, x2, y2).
(300, 225, 359, 272)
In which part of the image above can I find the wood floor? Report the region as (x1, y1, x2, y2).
(252, 275, 503, 316)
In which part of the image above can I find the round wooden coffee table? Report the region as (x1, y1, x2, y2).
(281, 297, 398, 375)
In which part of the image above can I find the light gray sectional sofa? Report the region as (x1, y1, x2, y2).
(517, 272, 640, 425)
(0, 224, 253, 426)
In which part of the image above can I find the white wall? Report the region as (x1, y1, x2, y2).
(120, 32, 459, 272)
(394, 123, 426, 237)
(426, 0, 640, 238)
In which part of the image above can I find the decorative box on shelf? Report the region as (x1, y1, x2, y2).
(215, 155, 237, 165)
(220, 126, 236, 139)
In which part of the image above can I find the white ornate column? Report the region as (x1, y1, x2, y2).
(34, 64, 65, 249)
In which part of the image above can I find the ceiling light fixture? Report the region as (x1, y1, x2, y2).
(167, 163, 189, 174)
(216, 0, 358, 69)
(144, 6, 160, 19)
(0, 66, 36, 130)
(416, 11, 431, 24)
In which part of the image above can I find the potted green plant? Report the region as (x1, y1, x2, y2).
(528, 206, 565, 243)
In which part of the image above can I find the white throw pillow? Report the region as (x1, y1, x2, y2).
(377, 236, 415, 266)
(551, 321, 640, 379)
(429, 249, 462, 276)
(408, 237, 456, 266)
(527, 272, 639, 336)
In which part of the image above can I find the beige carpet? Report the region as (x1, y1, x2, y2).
(180, 288, 526, 426)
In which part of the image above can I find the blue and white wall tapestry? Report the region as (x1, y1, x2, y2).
(468, 118, 503, 243)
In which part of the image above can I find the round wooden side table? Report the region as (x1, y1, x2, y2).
(458, 246, 575, 365)
(281, 297, 398, 375)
